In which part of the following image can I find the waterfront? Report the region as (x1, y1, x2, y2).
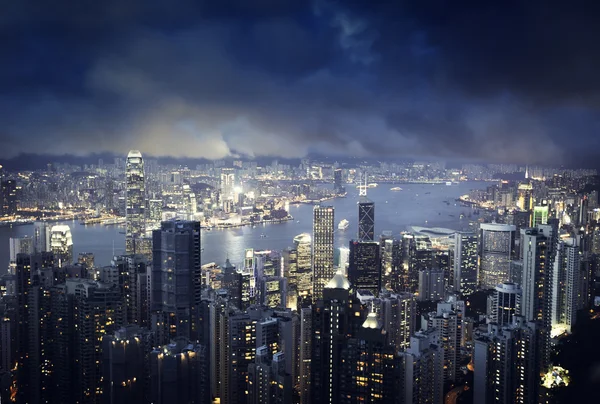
(0, 181, 492, 272)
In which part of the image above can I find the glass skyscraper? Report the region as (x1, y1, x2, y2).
(126, 150, 146, 254)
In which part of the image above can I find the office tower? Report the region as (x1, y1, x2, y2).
(151, 220, 202, 342)
(102, 325, 153, 404)
(248, 348, 293, 404)
(339, 312, 401, 403)
(259, 276, 287, 308)
(311, 271, 366, 404)
(492, 282, 522, 326)
(453, 232, 478, 295)
(149, 338, 209, 404)
(375, 291, 415, 352)
(8, 236, 33, 273)
(0, 315, 12, 372)
(358, 198, 375, 241)
(105, 178, 114, 211)
(425, 296, 464, 383)
(348, 240, 381, 296)
(126, 150, 146, 254)
(479, 223, 516, 289)
(401, 329, 444, 404)
(49, 224, 73, 267)
(33, 221, 50, 253)
(15, 252, 54, 403)
(1, 179, 17, 216)
(532, 205, 549, 226)
(552, 237, 586, 334)
(333, 168, 344, 194)
(417, 269, 444, 301)
(312, 205, 335, 301)
(474, 317, 541, 404)
(286, 233, 312, 308)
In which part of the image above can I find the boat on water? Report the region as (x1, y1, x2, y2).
(390, 187, 402, 191)
(338, 219, 350, 230)
(445, 181, 452, 186)
(368, 183, 378, 188)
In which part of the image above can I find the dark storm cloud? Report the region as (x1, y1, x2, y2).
(0, 0, 599, 165)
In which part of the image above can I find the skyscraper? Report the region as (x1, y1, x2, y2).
(358, 198, 375, 241)
(220, 167, 235, 211)
(126, 150, 146, 254)
(151, 220, 202, 342)
(479, 223, 516, 289)
(333, 168, 344, 195)
(1, 179, 17, 216)
(348, 240, 381, 296)
(312, 206, 334, 301)
(453, 232, 478, 295)
(532, 205, 549, 227)
(552, 237, 586, 334)
(49, 224, 73, 267)
(33, 221, 50, 253)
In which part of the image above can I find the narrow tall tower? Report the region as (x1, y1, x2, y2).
(126, 150, 145, 254)
(312, 206, 335, 301)
(358, 174, 375, 241)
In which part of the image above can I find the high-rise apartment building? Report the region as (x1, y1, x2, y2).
(474, 316, 541, 404)
(151, 220, 202, 342)
(401, 329, 444, 404)
(312, 206, 335, 301)
(374, 291, 415, 352)
(479, 223, 516, 289)
(126, 150, 146, 254)
(552, 237, 586, 334)
(417, 269, 445, 301)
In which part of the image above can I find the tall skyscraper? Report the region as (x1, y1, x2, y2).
(348, 240, 381, 296)
(126, 150, 146, 254)
(401, 328, 444, 404)
(479, 223, 516, 289)
(8, 236, 33, 273)
(312, 205, 334, 301)
(532, 205, 549, 227)
(358, 198, 375, 241)
(151, 220, 202, 342)
(417, 269, 445, 301)
(220, 167, 235, 210)
(49, 224, 73, 267)
(520, 223, 557, 371)
(453, 232, 478, 295)
(492, 282, 522, 326)
(333, 168, 344, 194)
(375, 291, 415, 352)
(552, 237, 586, 334)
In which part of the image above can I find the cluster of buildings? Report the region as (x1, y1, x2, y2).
(0, 153, 597, 403)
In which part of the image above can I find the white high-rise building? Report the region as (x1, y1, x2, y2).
(50, 225, 73, 267)
(126, 150, 145, 254)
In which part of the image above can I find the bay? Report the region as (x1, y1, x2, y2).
(0, 181, 491, 272)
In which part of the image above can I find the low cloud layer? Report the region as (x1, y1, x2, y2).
(1, 0, 599, 165)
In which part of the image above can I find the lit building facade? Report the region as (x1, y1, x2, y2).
(453, 232, 478, 295)
(126, 150, 146, 254)
(312, 206, 335, 301)
(479, 223, 516, 289)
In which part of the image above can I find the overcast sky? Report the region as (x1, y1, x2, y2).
(1, 0, 600, 166)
